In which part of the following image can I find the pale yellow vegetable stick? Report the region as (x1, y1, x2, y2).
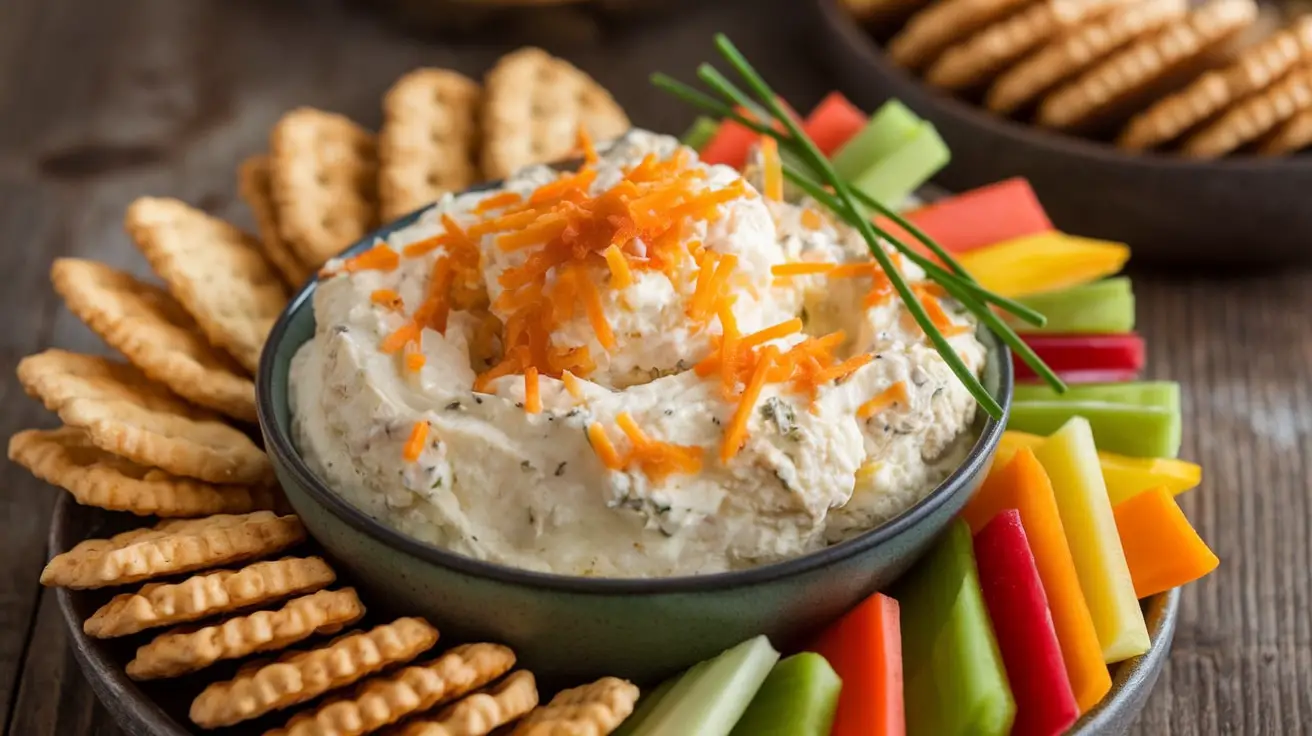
(956, 232, 1130, 298)
(1033, 418, 1150, 663)
(997, 430, 1202, 504)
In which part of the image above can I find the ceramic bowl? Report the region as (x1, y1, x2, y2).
(804, 0, 1312, 266)
(256, 195, 1013, 685)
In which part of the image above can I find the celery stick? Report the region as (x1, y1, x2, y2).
(1034, 417, 1150, 663)
(681, 116, 721, 152)
(1009, 401, 1180, 458)
(831, 100, 922, 181)
(625, 635, 780, 736)
(895, 520, 1016, 736)
(1007, 278, 1136, 334)
(729, 653, 841, 736)
(847, 121, 950, 208)
(1013, 381, 1179, 410)
(613, 677, 678, 736)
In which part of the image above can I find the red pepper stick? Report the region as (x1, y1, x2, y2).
(973, 509, 1080, 736)
(1015, 333, 1146, 384)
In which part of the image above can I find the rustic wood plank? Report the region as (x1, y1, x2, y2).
(0, 0, 1308, 734)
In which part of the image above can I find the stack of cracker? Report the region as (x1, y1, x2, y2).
(857, 0, 1312, 157)
(10, 45, 639, 736)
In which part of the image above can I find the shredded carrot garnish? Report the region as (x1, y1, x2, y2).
(587, 423, 624, 470)
(741, 318, 803, 350)
(801, 208, 824, 230)
(561, 370, 585, 400)
(815, 352, 874, 383)
(722, 345, 777, 463)
(576, 272, 616, 350)
(577, 126, 599, 165)
(341, 244, 400, 273)
(858, 381, 909, 419)
(760, 136, 783, 201)
(380, 323, 421, 354)
(915, 286, 971, 337)
(830, 263, 878, 278)
(772, 262, 837, 278)
(602, 244, 634, 289)
(475, 191, 523, 213)
(404, 349, 426, 372)
(402, 421, 429, 462)
(524, 366, 541, 414)
(371, 289, 404, 311)
(616, 412, 651, 450)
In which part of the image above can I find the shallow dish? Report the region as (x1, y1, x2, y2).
(804, 0, 1312, 266)
(257, 180, 1012, 685)
(49, 495, 1180, 735)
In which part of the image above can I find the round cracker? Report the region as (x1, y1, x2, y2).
(126, 196, 288, 373)
(887, 0, 1034, 72)
(239, 155, 316, 288)
(481, 48, 630, 180)
(1119, 15, 1312, 150)
(986, 0, 1189, 115)
(1183, 64, 1312, 157)
(8, 426, 278, 518)
(380, 69, 482, 222)
(1037, 0, 1259, 133)
(16, 350, 271, 484)
(50, 258, 257, 423)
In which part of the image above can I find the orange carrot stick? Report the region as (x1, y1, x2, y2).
(1113, 486, 1219, 599)
(809, 592, 905, 736)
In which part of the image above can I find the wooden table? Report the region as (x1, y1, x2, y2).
(1, 1, 1308, 733)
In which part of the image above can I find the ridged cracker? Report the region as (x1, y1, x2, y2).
(510, 677, 639, 736)
(269, 643, 516, 736)
(270, 108, 379, 269)
(126, 196, 289, 373)
(1258, 107, 1312, 154)
(1182, 63, 1312, 157)
(926, 0, 1133, 90)
(887, 0, 1034, 71)
(41, 511, 305, 589)
(239, 155, 315, 288)
(1119, 16, 1312, 150)
(16, 350, 271, 484)
(126, 588, 364, 680)
(481, 48, 630, 180)
(50, 258, 257, 422)
(389, 671, 538, 736)
(190, 617, 440, 729)
(8, 426, 277, 518)
(986, 0, 1189, 114)
(84, 556, 334, 638)
(1037, 0, 1258, 132)
(380, 69, 482, 222)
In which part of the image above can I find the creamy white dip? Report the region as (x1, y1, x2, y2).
(290, 130, 985, 578)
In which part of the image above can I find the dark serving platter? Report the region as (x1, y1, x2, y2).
(51, 492, 1179, 735)
(804, 0, 1312, 266)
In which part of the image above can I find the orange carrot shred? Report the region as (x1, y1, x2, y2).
(616, 412, 651, 450)
(816, 352, 874, 383)
(603, 244, 634, 289)
(761, 136, 783, 201)
(587, 423, 624, 470)
(576, 270, 616, 350)
(402, 421, 429, 462)
(380, 322, 420, 354)
(371, 289, 404, 311)
(524, 366, 542, 414)
(722, 345, 778, 463)
(772, 262, 838, 278)
(741, 318, 803, 350)
(342, 244, 400, 273)
(475, 191, 523, 213)
(858, 381, 909, 419)
(830, 263, 878, 278)
(577, 125, 599, 165)
(404, 348, 426, 372)
(801, 208, 825, 230)
(561, 370, 585, 400)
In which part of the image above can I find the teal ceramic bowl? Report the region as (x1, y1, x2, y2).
(256, 200, 1013, 685)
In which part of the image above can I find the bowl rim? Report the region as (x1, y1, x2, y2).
(812, 0, 1312, 174)
(257, 183, 1013, 596)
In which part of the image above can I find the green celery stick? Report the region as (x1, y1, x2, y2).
(831, 100, 923, 181)
(613, 677, 679, 736)
(1009, 402, 1180, 458)
(729, 653, 842, 736)
(625, 635, 780, 736)
(847, 121, 951, 209)
(1006, 278, 1136, 334)
(1013, 381, 1179, 409)
(681, 116, 721, 152)
(1034, 417, 1150, 663)
(895, 520, 1016, 736)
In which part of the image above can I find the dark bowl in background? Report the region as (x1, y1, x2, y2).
(804, 0, 1312, 266)
(363, 0, 703, 35)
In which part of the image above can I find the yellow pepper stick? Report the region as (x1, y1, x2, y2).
(1114, 486, 1219, 599)
(997, 430, 1202, 505)
(957, 232, 1130, 298)
(963, 448, 1111, 714)
(1034, 417, 1150, 664)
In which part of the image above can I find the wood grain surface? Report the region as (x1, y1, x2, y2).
(0, 0, 1308, 734)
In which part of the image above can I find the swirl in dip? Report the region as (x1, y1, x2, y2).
(290, 130, 986, 578)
